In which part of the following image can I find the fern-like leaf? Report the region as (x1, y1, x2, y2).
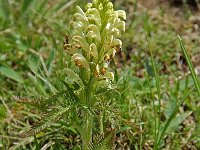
(62, 80, 80, 103)
(15, 91, 62, 109)
(25, 106, 70, 137)
(87, 130, 116, 150)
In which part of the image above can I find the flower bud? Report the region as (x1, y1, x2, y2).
(106, 48, 116, 58)
(95, 64, 100, 75)
(101, 68, 106, 75)
(115, 21, 125, 32)
(73, 13, 89, 28)
(103, 72, 114, 82)
(112, 28, 120, 36)
(116, 10, 126, 20)
(72, 36, 89, 52)
(92, 0, 98, 5)
(76, 6, 87, 18)
(86, 24, 101, 42)
(107, 2, 113, 9)
(111, 39, 122, 48)
(104, 53, 110, 61)
(85, 3, 92, 9)
(86, 8, 101, 27)
(72, 53, 90, 69)
(98, 3, 103, 10)
(103, 62, 109, 69)
(109, 13, 118, 25)
(71, 25, 85, 35)
(63, 44, 71, 50)
(106, 23, 111, 30)
(89, 43, 98, 58)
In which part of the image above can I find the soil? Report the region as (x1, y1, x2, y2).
(137, 0, 200, 74)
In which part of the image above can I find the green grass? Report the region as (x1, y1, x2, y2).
(0, 0, 200, 149)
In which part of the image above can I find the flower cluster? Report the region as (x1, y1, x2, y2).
(64, 0, 126, 88)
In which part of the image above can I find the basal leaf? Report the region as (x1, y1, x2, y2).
(0, 66, 23, 83)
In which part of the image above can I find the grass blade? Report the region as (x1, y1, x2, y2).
(20, 0, 34, 15)
(34, 134, 40, 150)
(147, 36, 162, 149)
(0, 66, 23, 83)
(178, 35, 200, 96)
(156, 86, 195, 147)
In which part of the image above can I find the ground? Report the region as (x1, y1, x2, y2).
(0, 0, 200, 149)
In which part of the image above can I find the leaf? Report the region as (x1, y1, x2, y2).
(20, 0, 34, 15)
(178, 35, 200, 96)
(27, 107, 70, 136)
(0, 105, 7, 122)
(87, 130, 115, 150)
(62, 81, 80, 103)
(34, 134, 41, 150)
(9, 137, 34, 150)
(116, 125, 130, 134)
(144, 58, 154, 77)
(0, 66, 23, 83)
(163, 96, 177, 119)
(0, 0, 10, 18)
(28, 56, 40, 74)
(64, 68, 84, 88)
(163, 111, 192, 134)
(27, 73, 47, 95)
(46, 49, 55, 72)
(156, 87, 194, 147)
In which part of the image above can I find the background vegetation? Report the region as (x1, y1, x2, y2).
(0, 0, 200, 149)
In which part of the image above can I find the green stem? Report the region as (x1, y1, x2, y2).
(82, 76, 97, 149)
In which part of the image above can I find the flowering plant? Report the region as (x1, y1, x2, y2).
(63, 0, 126, 148)
(20, 0, 126, 149)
